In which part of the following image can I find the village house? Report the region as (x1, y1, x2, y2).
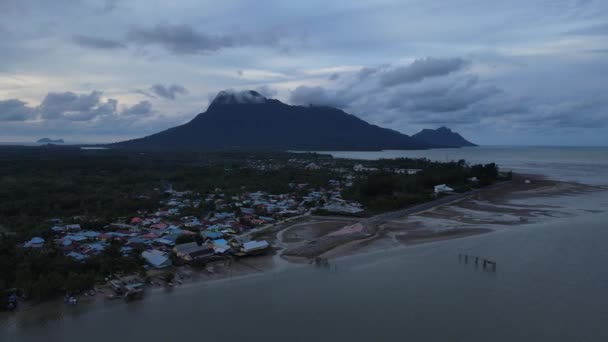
(142, 250, 172, 269)
(64, 224, 82, 232)
(241, 240, 270, 255)
(173, 242, 215, 261)
(353, 164, 379, 172)
(24, 237, 45, 248)
(36, 171, 368, 270)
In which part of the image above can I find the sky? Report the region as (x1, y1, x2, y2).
(0, 0, 607, 145)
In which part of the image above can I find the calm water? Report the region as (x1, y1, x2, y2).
(326, 146, 608, 185)
(2, 146, 608, 342)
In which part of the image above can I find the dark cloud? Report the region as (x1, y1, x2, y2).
(398, 77, 501, 113)
(102, 0, 121, 13)
(134, 89, 156, 98)
(73, 35, 126, 49)
(523, 95, 608, 129)
(150, 84, 188, 100)
(127, 24, 280, 55)
(288, 58, 507, 129)
(37, 90, 151, 121)
(357, 66, 381, 80)
(290, 86, 342, 107)
(39, 91, 107, 120)
(380, 58, 468, 86)
(122, 100, 152, 116)
(0, 99, 37, 121)
(329, 73, 340, 81)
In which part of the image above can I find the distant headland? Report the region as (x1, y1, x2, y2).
(37, 138, 65, 144)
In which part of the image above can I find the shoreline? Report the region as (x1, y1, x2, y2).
(3, 174, 602, 323)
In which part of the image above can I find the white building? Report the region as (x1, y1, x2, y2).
(434, 184, 454, 194)
(353, 164, 379, 172)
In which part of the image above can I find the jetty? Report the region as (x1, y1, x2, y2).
(458, 253, 497, 272)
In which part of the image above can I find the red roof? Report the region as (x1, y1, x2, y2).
(142, 233, 159, 239)
(131, 217, 143, 224)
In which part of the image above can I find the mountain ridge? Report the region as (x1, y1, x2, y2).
(112, 91, 477, 151)
(112, 91, 431, 151)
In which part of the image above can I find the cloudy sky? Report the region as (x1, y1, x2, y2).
(1, 0, 607, 145)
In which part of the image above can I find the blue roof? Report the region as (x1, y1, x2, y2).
(65, 235, 87, 242)
(154, 238, 175, 246)
(213, 239, 228, 245)
(24, 237, 45, 248)
(142, 250, 171, 268)
(67, 252, 87, 261)
(81, 231, 101, 238)
(86, 243, 106, 252)
(169, 228, 184, 234)
(128, 237, 148, 244)
(202, 231, 223, 239)
(164, 233, 182, 242)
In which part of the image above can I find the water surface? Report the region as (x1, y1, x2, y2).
(2, 146, 608, 342)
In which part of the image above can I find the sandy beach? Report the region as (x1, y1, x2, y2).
(277, 174, 602, 261)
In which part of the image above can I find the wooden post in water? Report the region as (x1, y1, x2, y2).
(458, 254, 497, 272)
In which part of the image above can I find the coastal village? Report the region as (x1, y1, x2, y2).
(17, 161, 373, 305)
(5, 153, 496, 310)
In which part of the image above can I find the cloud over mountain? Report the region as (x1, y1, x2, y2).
(1, 0, 607, 144)
(379, 58, 469, 86)
(289, 58, 501, 123)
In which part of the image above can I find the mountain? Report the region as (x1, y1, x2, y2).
(412, 127, 477, 147)
(112, 90, 431, 151)
(37, 138, 64, 144)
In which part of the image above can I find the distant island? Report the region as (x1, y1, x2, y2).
(37, 138, 64, 144)
(112, 90, 475, 151)
(412, 127, 477, 147)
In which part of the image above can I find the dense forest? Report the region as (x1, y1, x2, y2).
(343, 158, 502, 212)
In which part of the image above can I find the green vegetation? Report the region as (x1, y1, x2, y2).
(0, 147, 333, 237)
(0, 235, 143, 302)
(343, 158, 502, 212)
(0, 146, 503, 308)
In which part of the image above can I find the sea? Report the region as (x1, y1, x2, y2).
(2, 146, 608, 342)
